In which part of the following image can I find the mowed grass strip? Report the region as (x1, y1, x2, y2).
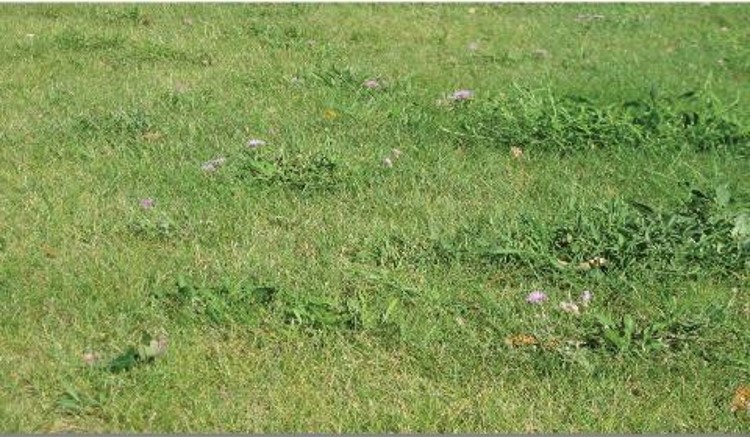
(1, 3, 748, 432)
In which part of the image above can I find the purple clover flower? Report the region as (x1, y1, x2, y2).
(451, 89, 474, 101)
(140, 198, 155, 209)
(526, 290, 547, 304)
(246, 139, 266, 148)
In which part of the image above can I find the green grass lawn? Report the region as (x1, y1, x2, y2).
(1, 3, 749, 432)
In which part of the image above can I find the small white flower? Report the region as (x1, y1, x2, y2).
(450, 89, 474, 101)
(580, 290, 593, 306)
(246, 138, 267, 148)
(201, 157, 226, 172)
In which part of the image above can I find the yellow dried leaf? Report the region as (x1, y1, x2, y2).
(141, 131, 163, 142)
(42, 244, 58, 259)
(577, 256, 609, 271)
(504, 334, 539, 347)
(731, 384, 750, 413)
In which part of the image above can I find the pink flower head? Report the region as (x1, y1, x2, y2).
(526, 290, 547, 304)
(451, 89, 474, 101)
(363, 79, 380, 89)
(140, 198, 155, 209)
(246, 139, 266, 148)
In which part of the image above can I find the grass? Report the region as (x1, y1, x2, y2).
(1, 3, 749, 433)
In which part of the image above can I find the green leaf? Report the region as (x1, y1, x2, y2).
(176, 275, 192, 298)
(251, 286, 278, 305)
(731, 213, 749, 240)
(383, 297, 400, 323)
(106, 346, 140, 373)
(603, 328, 628, 351)
(58, 386, 83, 412)
(623, 315, 636, 339)
(595, 313, 615, 328)
(715, 184, 731, 208)
(140, 331, 154, 345)
(629, 200, 656, 215)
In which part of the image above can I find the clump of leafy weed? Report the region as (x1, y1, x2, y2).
(97, 6, 153, 26)
(53, 29, 126, 52)
(127, 215, 180, 241)
(508, 286, 737, 363)
(579, 313, 674, 356)
(157, 275, 279, 327)
(236, 149, 342, 192)
(354, 185, 747, 284)
(72, 108, 153, 143)
(572, 295, 743, 360)
(306, 64, 368, 90)
(103, 332, 169, 373)
(625, 88, 748, 153)
(158, 275, 354, 332)
(157, 273, 412, 337)
(282, 294, 352, 331)
(57, 385, 106, 416)
(449, 86, 748, 155)
(547, 186, 748, 277)
(473, 186, 748, 279)
(339, 271, 417, 340)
